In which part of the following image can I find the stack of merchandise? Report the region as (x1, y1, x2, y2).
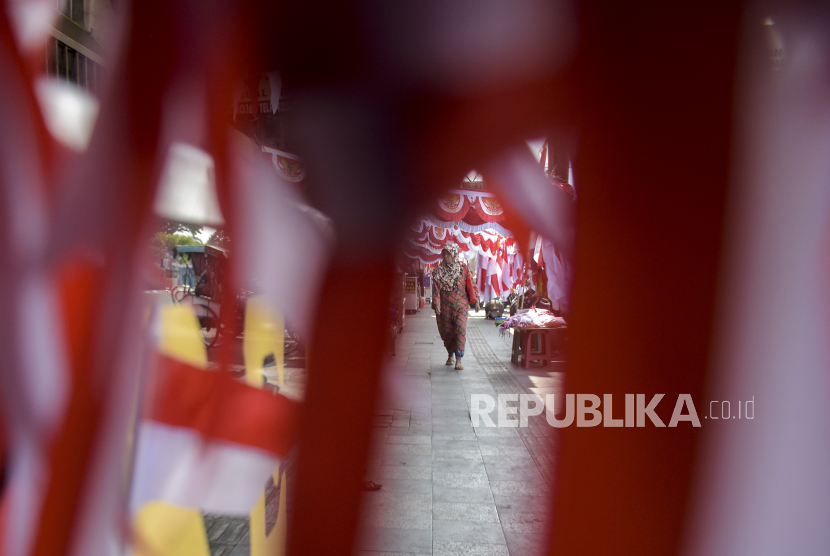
(498, 308, 566, 337)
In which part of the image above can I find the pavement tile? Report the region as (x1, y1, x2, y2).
(371, 478, 434, 495)
(433, 502, 500, 523)
(387, 426, 433, 436)
(478, 445, 532, 458)
(433, 472, 490, 489)
(432, 419, 474, 428)
(205, 518, 248, 543)
(517, 427, 555, 438)
(431, 407, 471, 416)
(459, 388, 493, 395)
(432, 520, 506, 545)
(431, 377, 461, 383)
(432, 400, 467, 409)
(464, 399, 498, 410)
(409, 415, 433, 424)
(431, 383, 465, 390)
(430, 424, 474, 434)
(356, 528, 433, 553)
(431, 398, 467, 406)
(432, 394, 468, 402)
(483, 462, 546, 483)
(460, 383, 496, 391)
(521, 437, 552, 447)
(430, 408, 470, 416)
(386, 435, 432, 445)
(498, 511, 549, 535)
(431, 438, 479, 449)
(356, 552, 430, 556)
(361, 492, 432, 515)
(431, 432, 477, 442)
(474, 430, 522, 440)
(525, 446, 549, 457)
(431, 393, 466, 400)
(489, 481, 551, 497)
(432, 458, 487, 474)
(381, 452, 434, 467)
(532, 455, 556, 467)
(493, 495, 553, 514)
(383, 444, 432, 455)
(433, 486, 495, 504)
(378, 465, 432, 481)
(432, 406, 471, 416)
(433, 542, 509, 556)
(433, 449, 482, 461)
(503, 531, 550, 556)
(227, 544, 250, 556)
(360, 507, 432, 530)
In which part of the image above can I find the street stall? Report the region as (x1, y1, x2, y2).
(498, 307, 568, 368)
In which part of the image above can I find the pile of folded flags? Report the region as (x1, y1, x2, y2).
(498, 308, 567, 337)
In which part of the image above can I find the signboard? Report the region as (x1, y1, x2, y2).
(235, 74, 284, 119)
(404, 276, 419, 312)
(459, 180, 488, 191)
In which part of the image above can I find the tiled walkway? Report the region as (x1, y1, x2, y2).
(356, 309, 564, 556)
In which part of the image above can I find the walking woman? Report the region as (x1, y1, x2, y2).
(432, 244, 480, 369)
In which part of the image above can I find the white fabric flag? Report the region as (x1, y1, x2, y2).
(684, 21, 830, 556)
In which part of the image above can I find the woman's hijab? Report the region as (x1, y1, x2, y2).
(433, 243, 463, 291)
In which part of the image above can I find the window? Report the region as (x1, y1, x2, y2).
(46, 37, 104, 96)
(59, 0, 85, 26)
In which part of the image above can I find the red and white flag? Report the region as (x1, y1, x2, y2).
(487, 256, 502, 298)
(130, 353, 299, 515)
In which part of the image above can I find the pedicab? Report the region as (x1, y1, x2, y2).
(173, 244, 228, 348)
(173, 245, 300, 355)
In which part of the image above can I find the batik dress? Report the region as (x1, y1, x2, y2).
(433, 263, 472, 358)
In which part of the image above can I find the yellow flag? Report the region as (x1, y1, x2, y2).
(159, 304, 208, 368)
(132, 306, 210, 556)
(133, 499, 210, 556)
(250, 470, 288, 556)
(243, 295, 285, 387)
(243, 297, 288, 555)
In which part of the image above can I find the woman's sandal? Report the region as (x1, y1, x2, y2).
(445, 356, 454, 365)
(454, 362, 464, 370)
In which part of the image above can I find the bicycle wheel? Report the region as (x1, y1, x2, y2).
(284, 327, 300, 357)
(192, 303, 220, 348)
(171, 285, 189, 304)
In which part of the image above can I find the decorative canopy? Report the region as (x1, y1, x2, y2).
(403, 175, 573, 274)
(435, 191, 505, 224)
(403, 220, 514, 266)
